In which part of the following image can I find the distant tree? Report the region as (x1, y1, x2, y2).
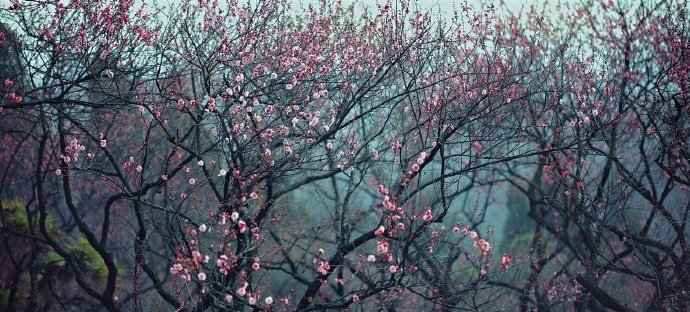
(492, 1, 690, 311)
(0, 22, 21, 106)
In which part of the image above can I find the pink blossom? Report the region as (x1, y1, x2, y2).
(317, 261, 330, 275)
(235, 73, 244, 83)
(207, 98, 217, 111)
(604, 86, 611, 96)
(476, 238, 491, 253)
(376, 240, 388, 254)
(197, 272, 207, 281)
(237, 220, 247, 233)
(6, 93, 22, 103)
(422, 208, 433, 221)
(472, 141, 483, 154)
(217, 254, 234, 275)
(501, 253, 512, 270)
(170, 263, 183, 275)
(309, 116, 319, 127)
(250, 191, 259, 200)
(236, 283, 247, 297)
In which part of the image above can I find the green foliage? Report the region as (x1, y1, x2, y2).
(0, 288, 8, 307)
(2, 199, 120, 280)
(43, 250, 66, 268)
(42, 237, 125, 279)
(503, 231, 535, 255)
(501, 190, 535, 252)
(70, 237, 109, 277)
(0, 199, 56, 232)
(1, 199, 28, 227)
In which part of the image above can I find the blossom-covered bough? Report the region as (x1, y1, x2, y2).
(0, 0, 688, 311)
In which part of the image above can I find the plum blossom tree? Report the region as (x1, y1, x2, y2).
(490, 1, 690, 311)
(0, 0, 688, 311)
